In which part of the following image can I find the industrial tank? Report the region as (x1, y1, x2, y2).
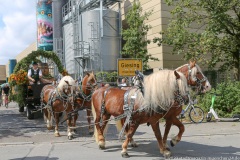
(9, 59, 16, 75)
(80, 9, 120, 71)
(36, 0, 53, 51)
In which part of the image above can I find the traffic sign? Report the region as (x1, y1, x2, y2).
(117, 59, 143, 76)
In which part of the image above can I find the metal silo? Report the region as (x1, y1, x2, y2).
(80, 9, 120, 71)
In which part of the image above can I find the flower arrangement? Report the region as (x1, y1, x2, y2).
(8, 69, 28, 86)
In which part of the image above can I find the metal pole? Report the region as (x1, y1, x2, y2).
(118, 2, 122, 58)
(100, 0, 103, 72)
(100, 0, 103, 38)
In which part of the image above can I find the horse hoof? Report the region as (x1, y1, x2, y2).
(98, 145, 105, 150)
(163, 150, 171, 158)
(131, 143, 138, 148)
(47, 126, 53, 130)
(68, 135, 73, 140)
(121, 152, 130, 158)
(89, 131, 94, 135)
(170, 140, 175, 147)
(54, 133, 60, 137)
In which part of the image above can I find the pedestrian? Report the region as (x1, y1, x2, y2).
(0, 86, 2, 106)
(2, 83, 10, 107)
(117, 78, 127, 87)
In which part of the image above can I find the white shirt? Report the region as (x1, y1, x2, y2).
(118, 83, 127, 87)
(28, 68, 42, 77)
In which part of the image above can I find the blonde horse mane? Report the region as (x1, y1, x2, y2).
(143, 70, 188, 111)
(57, 75, 77, 92)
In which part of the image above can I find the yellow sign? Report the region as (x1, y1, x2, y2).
(118, 59, 143, 76)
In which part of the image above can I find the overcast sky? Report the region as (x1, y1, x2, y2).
(0, 0, 37, 65)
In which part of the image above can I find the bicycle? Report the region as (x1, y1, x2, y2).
(179, 95, 205, 123)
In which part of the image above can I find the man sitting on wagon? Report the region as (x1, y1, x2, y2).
(28, 61, 43, 84)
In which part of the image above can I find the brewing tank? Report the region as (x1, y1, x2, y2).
(80, 9, 120, 71)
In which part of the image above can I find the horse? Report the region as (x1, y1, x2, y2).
(160, 63, 211, 151)
(91, 70, 189, 158)
(41, 75, 78, 140)
(72, 71, 97, 135)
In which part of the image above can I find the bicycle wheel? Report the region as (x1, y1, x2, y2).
(189, 106, 204, 123)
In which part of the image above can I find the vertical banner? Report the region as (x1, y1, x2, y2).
(37, 0, 53, 51)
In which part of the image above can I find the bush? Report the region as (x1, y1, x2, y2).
(198, 81, 240, 117)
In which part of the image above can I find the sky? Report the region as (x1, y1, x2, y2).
(0, 0, 37, 65)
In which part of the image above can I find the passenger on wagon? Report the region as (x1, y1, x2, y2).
(28, 62, 43, 84)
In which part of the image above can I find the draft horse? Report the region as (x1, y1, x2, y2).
(91, 70, 189, 158)
(73, 71, 97, 135)
(161, 63, 211, 151)
(41, 76, 78, 139)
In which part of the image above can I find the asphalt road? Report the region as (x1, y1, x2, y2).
(0, 102, 240, 160)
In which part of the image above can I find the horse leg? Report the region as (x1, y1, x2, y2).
(43, 108, 53, 130)
(97, 114, 111, 149)
(54, 113, 60, 137)
(72, 113, 78, 134)
(163, 118, 172, 151)
(170, 117, 185, 147)
(121, 123, 139, 158)
(150, 122, 171, 158)
(67, 115, 73, 140)
(118, 119, 138, 148)
(87, 109, 93, 135)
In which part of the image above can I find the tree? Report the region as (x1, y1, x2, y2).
(122, 1, 158, 70)
(153, 0, 240, 80)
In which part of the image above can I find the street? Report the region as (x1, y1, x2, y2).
(0, 102, 240, 160)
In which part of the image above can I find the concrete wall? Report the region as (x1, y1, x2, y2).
(15, 42, 37, 63)
(117, 0, 191, 70)
(0, 65, 6, 83)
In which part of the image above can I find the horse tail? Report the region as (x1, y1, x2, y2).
(116, 120, 123, 132)
(91, 100, 98, 143)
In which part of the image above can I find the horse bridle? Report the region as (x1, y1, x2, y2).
(188, 64, 207, 93)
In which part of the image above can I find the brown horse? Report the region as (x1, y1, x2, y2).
(161, 63, 211, 151)
(41, 75, 78, 139)
(91, 70, 189, 158)
(72, 71, 97, 135)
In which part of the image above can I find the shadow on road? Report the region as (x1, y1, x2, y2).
(103, 140, 240, 158)
(10, 156, 59, 160)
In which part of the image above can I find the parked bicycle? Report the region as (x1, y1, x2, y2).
(179, 95, 204, 123)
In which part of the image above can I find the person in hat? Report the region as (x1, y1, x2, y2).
(28, 62, 43, 84)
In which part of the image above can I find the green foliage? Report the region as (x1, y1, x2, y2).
(11, 49, 65, 106)
(96, 71, 118, 82)
(14, 49, 64, 73)
(153, 0, 240, 80)
(122, 2, 158, 70)
(198, 81, 240, 117)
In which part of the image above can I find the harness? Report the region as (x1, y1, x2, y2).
(187, 64, 208, 94)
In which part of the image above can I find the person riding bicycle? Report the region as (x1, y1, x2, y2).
(28, 61, 43, 84)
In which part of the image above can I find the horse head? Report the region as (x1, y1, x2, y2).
(176, 64, 211, 94)
(57, 76, 77, 105)
(82, 71, 97, 95)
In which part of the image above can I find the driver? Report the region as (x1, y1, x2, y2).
(28, 62, 43, 84)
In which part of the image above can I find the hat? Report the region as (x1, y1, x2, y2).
(32, 61, 38, 65)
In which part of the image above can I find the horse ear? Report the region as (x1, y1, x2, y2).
(86, 72, 90, 76)
(65, 80, 70, 85)
(174, 71, 180, 79)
